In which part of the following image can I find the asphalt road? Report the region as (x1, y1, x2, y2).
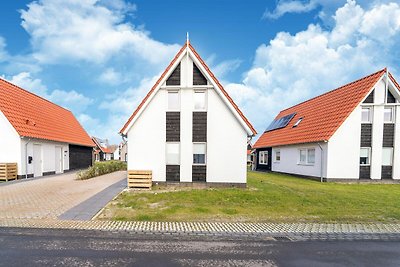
(0, 228, 399, 267)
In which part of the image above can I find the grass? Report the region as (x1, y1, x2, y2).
(76, 160, 127, 180)
(97, 171, 400, 223)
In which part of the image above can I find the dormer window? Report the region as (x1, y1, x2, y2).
(293, 117, 303, 128)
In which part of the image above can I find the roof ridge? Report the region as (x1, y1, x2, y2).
(0, 76, 72, 113)
(279, 68, 386, 114)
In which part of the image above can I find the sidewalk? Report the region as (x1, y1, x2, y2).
(1, 219, 399, 240)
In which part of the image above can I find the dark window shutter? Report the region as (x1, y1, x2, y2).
(166, 63, 181, 86)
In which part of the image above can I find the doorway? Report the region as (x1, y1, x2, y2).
(55, 146, 63, 174)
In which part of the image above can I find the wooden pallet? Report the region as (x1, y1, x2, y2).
(0, 163, 17, 182)
(127, 170, 152, 189)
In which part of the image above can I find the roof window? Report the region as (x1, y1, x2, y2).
(292, 117, 303, 128)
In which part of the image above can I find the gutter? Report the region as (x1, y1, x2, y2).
(317, 141, 327, 182)
(23, 137, 32, 179)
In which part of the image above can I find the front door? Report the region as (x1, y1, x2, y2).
(55, 146, 63, 174)
(33, 144, 42, 177)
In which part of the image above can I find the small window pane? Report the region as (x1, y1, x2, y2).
(308, 149, 315, 164)
(384, 108, 393, 122)
(193, 143, 206, 164)
(275, 150, 281, 161)
(166, 143, 180, 164)
(168, 91, 179, 110)
(382, 148, 393, 166)
(194, 91, 206, 110)
(361, 108, 371, 123)
(259, 151, 268, 165)
(299, 149, 307, 163)
(360, 148, 370, 165)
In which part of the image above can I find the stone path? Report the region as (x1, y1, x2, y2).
(0, 171, 126, 219)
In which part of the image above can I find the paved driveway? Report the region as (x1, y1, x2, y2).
(0, 171, 126, 219)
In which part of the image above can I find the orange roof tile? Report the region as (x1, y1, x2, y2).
(253, 69, 387, 148)
(0, 78, 94, 147)
(120, 41, 257, 136)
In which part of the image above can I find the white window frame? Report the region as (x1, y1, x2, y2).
(383, 107, 395, 123)
(361, 107, 372, 123)
(293, 117, 303, 128)
(275, 149, 281, 162)
(259, 151, 268, 165)
(298, 148, 315, 165)
(193, 142, 206, 165)
(167, 90, 180, 111)
(193, 90, 207, 111)
(166, 142, 180, 165)
(382, 147, 393, 166)
(360, 147, 371, 166)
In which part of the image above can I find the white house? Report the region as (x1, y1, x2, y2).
(253, 68, 400, 181)
(120, 39, 257, 185)
(92, 137, 115, 161)
(0, 78, 94, 178)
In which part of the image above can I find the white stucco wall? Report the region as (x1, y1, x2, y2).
(0, 111, 22, 174)
(21, 139, 69, 177)
(271, 143, 327, 178)
(326, 106, 361, 179)
(127, 89, 166, 181)
(393, 105, 400, 179)
(207, 88, 248, 184)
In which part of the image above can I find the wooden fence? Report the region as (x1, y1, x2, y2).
(127, 170, 152, 189)
(0, 163, 17, 181)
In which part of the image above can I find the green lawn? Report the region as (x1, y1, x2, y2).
(98, 171, 400, 223)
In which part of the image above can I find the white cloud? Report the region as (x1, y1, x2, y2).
(212, 59, 242, 79)
(0, 37, 7, 62)
(19, 0, 180, 65)
(227, 0, 400, 135)
(99, 68, 123, 85)
(8, 72, 93, 114)
(263, 0, 320, 19)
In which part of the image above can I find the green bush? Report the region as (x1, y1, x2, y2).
(76, 160, 127, 180)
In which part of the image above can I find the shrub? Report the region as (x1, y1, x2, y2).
(76, 160, 127, 180)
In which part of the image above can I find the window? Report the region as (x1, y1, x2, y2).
(166, 143, 180, 164)
(259, 151, 268, 165)
(299, 148, 315, 165)
(382, 147, 393, 166)
(384, 107, 394, 123)
(168, 91, 180, 110)
(360, 148, 371, 165)
(293, 117, 303, 128)
(361, 107, 372, 123)
(193, 143, 206, 164)
(194, 91, 206, 110)
(275, 150, 281, 162)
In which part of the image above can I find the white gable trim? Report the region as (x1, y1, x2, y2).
(122, 45, 254, 136)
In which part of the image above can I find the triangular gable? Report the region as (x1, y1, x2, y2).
(120, 41, 257, 136)
(166, 63, 181, 86)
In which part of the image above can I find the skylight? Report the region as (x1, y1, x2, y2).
(293, 117, 303, 128)
(265, 113, 296, 132)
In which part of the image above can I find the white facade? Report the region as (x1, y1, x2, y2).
(125, 44, 253, 184)
(272, 143, 327, 179)
(0, 110, 77, 178)
(268, 75, 400, 180)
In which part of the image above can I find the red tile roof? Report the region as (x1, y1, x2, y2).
(120, 41, 257, 135)
(0, 78, 94, 147)
(253, 69, 388, 148)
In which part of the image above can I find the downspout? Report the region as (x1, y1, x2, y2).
(317, 142, 324, 182)
(24, 137, 31, 179)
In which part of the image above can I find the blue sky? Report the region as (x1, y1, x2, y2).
(0, 0, 399, 144)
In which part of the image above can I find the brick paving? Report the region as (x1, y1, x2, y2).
(0, 171, 126, 219)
